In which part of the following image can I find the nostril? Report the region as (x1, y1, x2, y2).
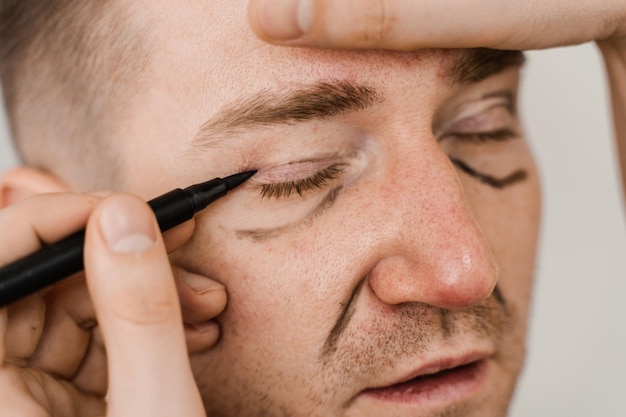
(434, 276, 497, 309)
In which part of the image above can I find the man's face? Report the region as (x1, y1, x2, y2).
(97, 1, 540, 416)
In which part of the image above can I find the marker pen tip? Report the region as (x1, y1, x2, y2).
(223, 170, 257, 190)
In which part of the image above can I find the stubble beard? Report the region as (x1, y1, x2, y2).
(196, 292, 522, 417)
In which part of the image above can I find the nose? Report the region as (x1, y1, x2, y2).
(366, 147, 498, 309)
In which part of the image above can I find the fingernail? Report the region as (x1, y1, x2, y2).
(257, 0, 312, 40)
(181, 272, 224, 295)
(99, 196, 156, 253)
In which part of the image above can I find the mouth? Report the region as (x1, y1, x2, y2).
(360, 354, 490, 406)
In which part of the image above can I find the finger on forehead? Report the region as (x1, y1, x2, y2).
(292, 0, 517, 49)
(0, 193, 100, 266)
(249, 0, 611, 50)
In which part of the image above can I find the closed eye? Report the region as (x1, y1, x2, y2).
(259, 164, 347, 199)
(441, 128, 518, 143)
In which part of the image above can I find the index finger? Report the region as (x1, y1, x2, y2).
(248, 0, 623, 50)
(0, 193, 100, 266)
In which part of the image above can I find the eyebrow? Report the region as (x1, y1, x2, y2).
(191, 81, 379, 149)
(448, 48, 526, 85)
(189, 49, 524, 150)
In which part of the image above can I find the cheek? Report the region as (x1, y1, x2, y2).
(181, 218, 352, 360)
(180, 222, 366, 410)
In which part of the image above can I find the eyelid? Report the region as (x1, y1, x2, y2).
(434, 94, 513, 137)
(437, 101, 517, 144)
(251, 158, 344, 184)
(258, 163, 347, 200)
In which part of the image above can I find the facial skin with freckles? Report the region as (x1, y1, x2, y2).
(21, 1, 540, 416)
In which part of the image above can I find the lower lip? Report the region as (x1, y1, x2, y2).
(361, 360, 488, 406)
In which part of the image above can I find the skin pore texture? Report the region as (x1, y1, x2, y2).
(12, 1, 540, 416)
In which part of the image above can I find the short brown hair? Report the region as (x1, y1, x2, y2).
(0, 0, 150, 187)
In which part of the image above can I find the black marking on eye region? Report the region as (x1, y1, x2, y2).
(236, 186, 344, 242)
(450, 158, 527, 189)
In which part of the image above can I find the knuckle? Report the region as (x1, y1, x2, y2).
(333, 0, 396, 46)
(5, 298, 45, 361)
(357, 0, 396, 45)
(601, 7, 626, 39)
(375, 0, 396, 42)
(0, 368, 49, 417)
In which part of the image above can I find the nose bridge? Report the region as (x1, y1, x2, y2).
(367, 140, 498, 309)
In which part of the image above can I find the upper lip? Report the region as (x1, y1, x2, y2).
(366, 350, 493, 391)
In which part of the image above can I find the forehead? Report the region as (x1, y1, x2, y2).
(129, 0, 462, 105)
(113, 0, 521, 196)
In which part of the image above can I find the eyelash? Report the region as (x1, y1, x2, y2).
(260, 164, 347, 199)
(443, 128, 518, 143)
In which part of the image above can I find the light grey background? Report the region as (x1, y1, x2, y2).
(1, 45, 625, 415)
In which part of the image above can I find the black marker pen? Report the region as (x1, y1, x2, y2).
(0, 170, 256, 307)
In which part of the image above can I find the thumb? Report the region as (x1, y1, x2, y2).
(84, 194, 205, 417)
